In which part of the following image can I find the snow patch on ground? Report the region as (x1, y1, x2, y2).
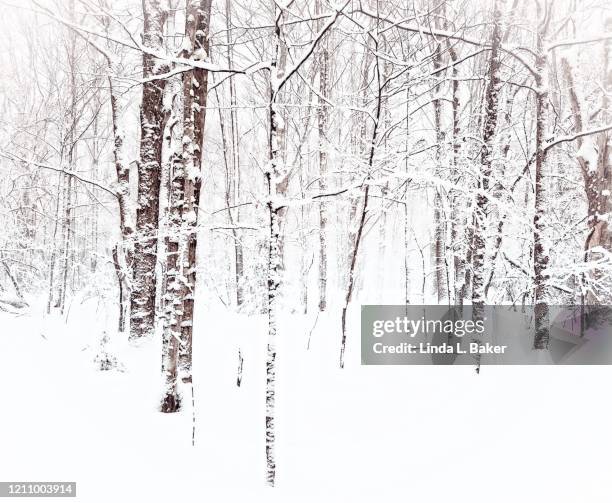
(1, 302, 611, 502)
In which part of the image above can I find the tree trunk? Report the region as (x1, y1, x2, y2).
(562, 23, 612, 304)
(109, 77, 133, 332)
(432, 39, 448, 304)
(177, 0, 212, 383)
(130, 0, 169, 340)
(532, 7, 552, 349)
(317, 0, 330, 312)
(160, 81, 184, 411)
(225, 0, 244, 309)
(472, 0, 503, 323)
(265, 4, 290, 486)
(447, 40, 462, 305)
(340, 32, 383, 368)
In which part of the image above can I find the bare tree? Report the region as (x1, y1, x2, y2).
(130, 0, 170, 340)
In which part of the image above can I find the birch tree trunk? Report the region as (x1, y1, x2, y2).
(160, 76, 184, 413)
(109, 77, 133, 332)
(264, 4, 289, 484)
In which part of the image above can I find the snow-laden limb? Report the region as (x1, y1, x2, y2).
(544, 124, 612, 153)
(28, 0, 251, 76)
(0, 150, 119, 199)
(273, 0, 351, 93)
(353, 4, 539, 77)
(547, 33, 612, 51)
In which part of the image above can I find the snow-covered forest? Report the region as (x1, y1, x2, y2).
(1, 0, 612, 498)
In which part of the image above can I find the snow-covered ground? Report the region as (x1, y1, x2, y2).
(1, 301, 611, 502)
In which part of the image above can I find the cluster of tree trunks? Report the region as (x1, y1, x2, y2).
(159, 0, 212, 411)
(130, 0, 169, 340)
(22, 0, 612, 488)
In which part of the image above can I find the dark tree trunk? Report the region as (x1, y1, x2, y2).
(472, 0, 503, 322)
(130, 0, 169, 340)
(532, 6, 552, 349)
(432, 39, 448, 304)
(340, 35, 383, 369)
(178, 0, 212, 382)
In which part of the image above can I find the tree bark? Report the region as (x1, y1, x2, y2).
(316, 0, 330, 312)
(561, 32, 612, 304)
(265, 3, 290, 485)
(340, 31, 383, 369)
(177, 0, 212, 383)
(225, 0, 244, 309)
(532, 6, 552, 349)
(432, 38, 449, 304)
(472, 0, 503, 323)
(109, 78, 133, 332)
(130, 0, 169, 340)
(160, 79, 184, 411)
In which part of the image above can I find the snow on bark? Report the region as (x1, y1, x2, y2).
(178, 0, 212, 383)
(130, 0, 170, 341)
(316, 0, 329, 312)
(264, 17, 285, 488)
(532, 10, 551, 349)
(472, 0, 504, 328)
(161, 74, 185, 413)
(561, 30, 612, 304)
(431, 37, 449, 305)
(109, 78, 133, 333)
(340, 33, 383, 369)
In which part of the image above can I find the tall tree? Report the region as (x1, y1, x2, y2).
(177, 0, 212, 383)
(264, 3, 288, 484)
(472, 0, 504, 322)
(160, 75, 184, 413)
(160, 0, 212, 410)
(130, 0, 169, 340)
(316, 0, 330, 312)
(532, 1, 552, 349)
